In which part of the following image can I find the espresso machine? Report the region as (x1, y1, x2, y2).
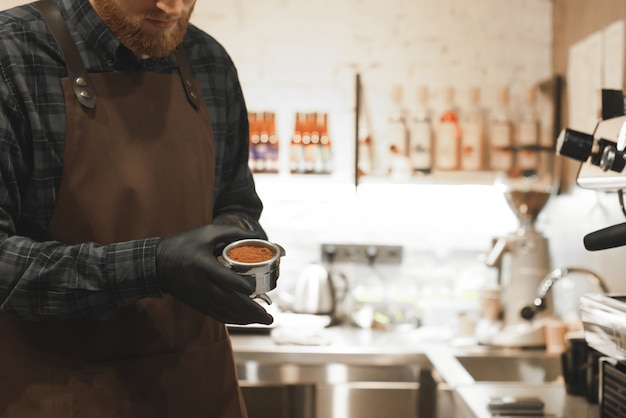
(483, 149, 559, 347)
(556, 89, 626, 418)
(557, 90, 626, 251)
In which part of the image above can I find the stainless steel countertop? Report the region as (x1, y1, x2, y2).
(455, 384, 599, 418)
(230, 325, 601, 418)
(231, 325, 435, 365)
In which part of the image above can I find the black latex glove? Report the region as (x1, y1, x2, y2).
(213, 213, 268, 240)
(156, 224, 273, 325)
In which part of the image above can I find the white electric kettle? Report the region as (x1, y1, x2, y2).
(292, 263, 347, 315)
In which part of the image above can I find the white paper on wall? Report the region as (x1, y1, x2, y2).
(603, 20, 625, 90)
(567, 32, 603, 132)
(567, 20, 625, 133)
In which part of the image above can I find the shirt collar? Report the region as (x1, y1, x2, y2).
(52, 0, 178, 71)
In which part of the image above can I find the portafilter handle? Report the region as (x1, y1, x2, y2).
(584, 222, 626, 251)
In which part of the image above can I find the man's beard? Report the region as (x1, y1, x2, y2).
(91, 0, 194, 57)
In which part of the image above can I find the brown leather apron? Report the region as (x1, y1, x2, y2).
(0, 3, 247, 417)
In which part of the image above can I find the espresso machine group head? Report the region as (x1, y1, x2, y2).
(557, 89, 626, 250)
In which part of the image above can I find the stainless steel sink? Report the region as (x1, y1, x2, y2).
(455, 353, 563, 383)
(426, 347, 568, 418)
(236, 361, 435, 418)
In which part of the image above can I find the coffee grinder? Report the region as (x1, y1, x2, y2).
(482, 151, 559, 347)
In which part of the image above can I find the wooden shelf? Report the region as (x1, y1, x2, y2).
(253, 170, 498, 187)
(357, 171, 498, 186)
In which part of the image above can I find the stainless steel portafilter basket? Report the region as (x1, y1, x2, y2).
(221, 239, 285, 304)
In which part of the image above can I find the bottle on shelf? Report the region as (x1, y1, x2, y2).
(290, 112, 306, 174)
(265, 112, 280, 173)
(409, 85, 433, 175)
(386, 85, 409, 158)
(515, 86, 540, 172)
(488, 86, 514, 172)
(304, 112, 322, 173)
(248, 112, 269, 173)
(461, 87, 486, 171)
(256, 112, 270, 173)
(537, 87, 556, 175)
(357, 81, 376, 178)
(435, 86, 461, 171)
(319, 112, 333, 174)
(383, 85, 411, 178)
(248, 112, 264, 173)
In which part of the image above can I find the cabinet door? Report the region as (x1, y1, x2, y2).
(240, 384, 315, 418)
(316, 382, 421, 418)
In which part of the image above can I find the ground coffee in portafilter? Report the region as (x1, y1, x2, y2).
(227, 245, 275, 263)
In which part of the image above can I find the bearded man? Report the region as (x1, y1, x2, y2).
(0, 0, 272, 416)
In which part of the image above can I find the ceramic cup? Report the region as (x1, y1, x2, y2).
(561, 336, 601, 403)
(221, 239, 285, 304)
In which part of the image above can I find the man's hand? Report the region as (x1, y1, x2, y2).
(156, 224, 273, 325)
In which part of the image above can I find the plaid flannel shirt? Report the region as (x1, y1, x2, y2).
(0, 0, 262, 320)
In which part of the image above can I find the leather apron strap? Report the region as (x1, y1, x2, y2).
(35, 0, 96, 108)
(0, 2, 247, 417)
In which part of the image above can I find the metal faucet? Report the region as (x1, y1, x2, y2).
(520, 267, 609, 320)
